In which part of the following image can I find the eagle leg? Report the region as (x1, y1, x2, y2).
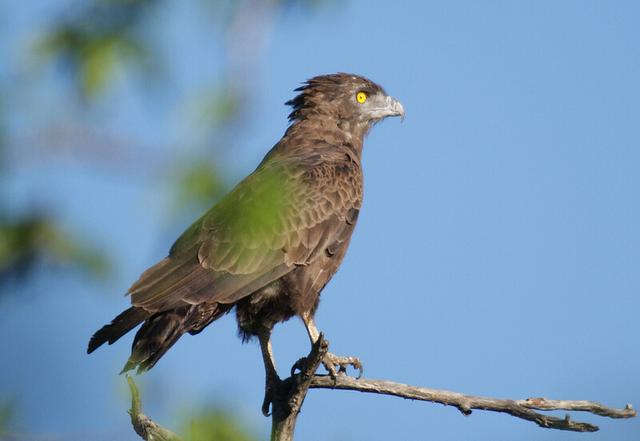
(259, 329, 280, 416)
(298, 314, 364, 379)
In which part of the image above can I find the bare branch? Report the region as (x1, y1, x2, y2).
(124, 341, 636, 441)
(309, 375, 636, 432)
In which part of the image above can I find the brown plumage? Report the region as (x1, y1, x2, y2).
(87, 73, 404, 374)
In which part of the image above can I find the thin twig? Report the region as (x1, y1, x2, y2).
(127, 375, 183, 441)
(519, 397, 635, 418)
(309, 375, 636, 432)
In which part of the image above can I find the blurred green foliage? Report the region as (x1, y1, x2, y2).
(183, 409, 257, 441)
(190, 88, 241, 132)
(34, 0, 155, 99)
(174, 162, 227, 212)
(0, 214, 109, 284)
(32, 0, 332, 100)
(128, 375, 257, 441)
(0, 400, 14, 436)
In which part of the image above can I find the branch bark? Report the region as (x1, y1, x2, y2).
(125, 339, 636, 441)
(309, 375, 636, 432)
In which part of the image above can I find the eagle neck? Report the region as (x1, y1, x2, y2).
(285, 117, 365, 159)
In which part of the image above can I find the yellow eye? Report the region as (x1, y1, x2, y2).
(356, 92, 367, 104)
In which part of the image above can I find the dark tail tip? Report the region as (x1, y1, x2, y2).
(87, 307, 149, 354)
(87, 334, 103, 354)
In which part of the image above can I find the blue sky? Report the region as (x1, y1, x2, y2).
(1, 1, 639, 440)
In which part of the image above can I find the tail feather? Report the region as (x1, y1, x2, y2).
(87, 307, 149, 354)
(121, 303, 228, 374)
(121, 308, 187, 373)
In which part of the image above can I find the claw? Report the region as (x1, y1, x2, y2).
(261, 387, 272, 417)
(355, 363, 364, 379)
(291, 351, 364, 379)
(262, 373, 280, 417)
(321, 353, 363, 379)
(322, 360, 338, 378)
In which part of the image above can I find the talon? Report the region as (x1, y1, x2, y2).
(262, 372, 280, 417)
(291, 357, 307, 376)
(261, 386, 272, 416)
(321, 352, 363, 379)
(323, 361, 338, 379)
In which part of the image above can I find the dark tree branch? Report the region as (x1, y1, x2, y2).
(125, 339, 636, 441)
(268, 334, 329, 441)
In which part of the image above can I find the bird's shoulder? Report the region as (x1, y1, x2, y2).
(169, 138, 362, 272)
(266, 137, 363, 216)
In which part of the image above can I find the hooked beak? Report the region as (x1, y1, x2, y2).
(370, 95, 405, 121)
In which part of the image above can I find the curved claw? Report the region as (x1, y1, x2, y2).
(322, 360, 338, 379)
(291, 357, 308, 376)
(261, 386, 272, 416)
(348, 358, 364, 379)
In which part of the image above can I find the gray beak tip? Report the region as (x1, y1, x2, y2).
(389, 96, 405, 120)
(369, 95, 406, 121)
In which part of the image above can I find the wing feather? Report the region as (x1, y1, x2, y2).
(128, 145, 362, 313)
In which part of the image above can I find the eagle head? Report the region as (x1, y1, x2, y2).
(286, 73, 404, 126)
